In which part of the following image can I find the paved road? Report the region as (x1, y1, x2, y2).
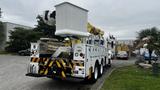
(0, 55, 136, 90)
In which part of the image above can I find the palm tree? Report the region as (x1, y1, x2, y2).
(137, 27, 160, 51)
(137, 27, 160, 63)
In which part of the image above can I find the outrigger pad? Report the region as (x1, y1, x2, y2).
(25, 73, 45, 77)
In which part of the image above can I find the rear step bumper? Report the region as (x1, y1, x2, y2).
(26, 73, 45, 77)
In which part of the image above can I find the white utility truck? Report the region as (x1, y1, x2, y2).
(26, 2, 112, 82)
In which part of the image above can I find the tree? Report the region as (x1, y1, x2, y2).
(137, 27, 160, 63)
(137, 27, 160, 51)
(34, 15, 56, 37)
(34, 15, 64, 40)
(5, 27, 43, 52)
(138, 27, 159, 40)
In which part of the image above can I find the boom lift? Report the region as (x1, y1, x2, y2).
(26, 2, 113, 82)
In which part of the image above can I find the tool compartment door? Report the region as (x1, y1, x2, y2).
(85, 45, 92, 77)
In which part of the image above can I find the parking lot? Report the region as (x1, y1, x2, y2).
(0, 55, 136, 90)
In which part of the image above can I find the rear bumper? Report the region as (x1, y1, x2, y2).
(26, 73, 45, 77)
(25, 73, 85, 80)
(27, 57, 86, 79)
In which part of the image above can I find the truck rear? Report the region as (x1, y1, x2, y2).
(26, 38, 90, 80)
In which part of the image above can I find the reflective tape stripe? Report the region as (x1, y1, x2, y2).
(44, 59, 49, 66)
(40, 70, 44, 74)
(31, 58, 40, 62)
(61, 59, 65, 66)
(61, 71, 66, 78)
(44, 69, 48, 75)
(31, 58, 49, 63)
(33, 58, 37, 62)
(48, 61, 54, 67)
(36, 58, 40, 62)
(34, 58, 37, 62)
(56, 61, 61, 68)
(43, 58, 46, 61)
(69, 63, 72, 69)
(34, 58, 39, 62)
(31, 58, 35, 62)
(60, 59, 66, 69)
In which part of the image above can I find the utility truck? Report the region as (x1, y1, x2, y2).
(26, 2, 113, 82)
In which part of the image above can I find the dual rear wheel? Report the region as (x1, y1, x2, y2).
(99, 62, 104, 77)
(88, 59, 111, 83)
(90, 62, 104, 82)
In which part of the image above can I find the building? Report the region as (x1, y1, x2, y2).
(116, 39, 135, 57)
(0, 22, 32, 50)
(3, 22, 32, 42)
(117, 39, 134, 46)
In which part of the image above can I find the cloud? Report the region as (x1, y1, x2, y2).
(0, 0, 160, 39)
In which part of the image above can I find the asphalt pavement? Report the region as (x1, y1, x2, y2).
(0, 55, 136, 90)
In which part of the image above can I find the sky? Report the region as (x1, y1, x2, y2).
(0, 0, 160, 40)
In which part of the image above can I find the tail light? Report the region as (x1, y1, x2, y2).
(80, 53, 84, 58)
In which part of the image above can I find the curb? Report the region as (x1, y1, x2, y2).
(97, 67, 116, 90)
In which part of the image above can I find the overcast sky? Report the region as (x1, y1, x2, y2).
(0, 0, 160, 39)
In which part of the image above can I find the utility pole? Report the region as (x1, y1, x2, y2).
(0, 8, 2, 18)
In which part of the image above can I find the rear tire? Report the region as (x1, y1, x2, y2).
(104, 57, 107, 68)
(104, 60, 107, 68)
(90, 63, 98, 83)
(99, 63, 103, 77)
(94, 64, 98, 80)
(107, 59, 111, 67)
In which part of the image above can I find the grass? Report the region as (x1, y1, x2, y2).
(0, 51, 10, 54)
(101, 65, 160, 90)
(0, 51, 17, 55)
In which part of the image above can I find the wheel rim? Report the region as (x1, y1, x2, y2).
(100, 64, 103, 74)
(94, 67, 98, 79)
